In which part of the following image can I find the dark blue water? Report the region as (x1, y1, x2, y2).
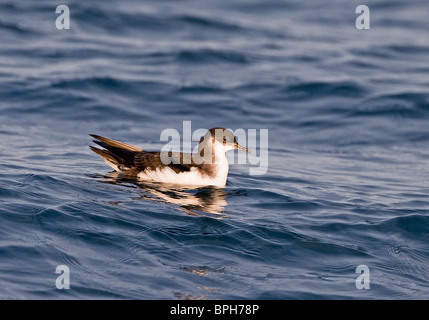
(1, 0, 429, 299)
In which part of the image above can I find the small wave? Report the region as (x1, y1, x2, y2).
(51, 77, 175, 95)
(286, 81, 368, 99)
(297, 240, 369, 257)
(176, 14, 242, 32)
(51, 77, 130, 90)
(0, 20, 37, 36)
(73, 6, 174, 34)
(177, 48, 249, 64)
(350, 92, 429, 118)
(387, 44, 429, 55)
(177, 85, 226, 94)
(237, 188, 322, 211)
(376, 214, 429, 238)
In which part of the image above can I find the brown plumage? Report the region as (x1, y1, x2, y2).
(89, 134, 215, 177)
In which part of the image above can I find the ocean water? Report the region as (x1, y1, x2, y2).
(1, 0, 429, 299)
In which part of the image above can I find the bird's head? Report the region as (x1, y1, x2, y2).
(198, 127, 251, 159)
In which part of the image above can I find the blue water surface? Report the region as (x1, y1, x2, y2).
(1, 0, 429, 299)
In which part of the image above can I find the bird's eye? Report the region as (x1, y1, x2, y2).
(223, 137, 227, 143)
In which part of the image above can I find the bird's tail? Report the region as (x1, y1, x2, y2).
(89, 134, 141, 173)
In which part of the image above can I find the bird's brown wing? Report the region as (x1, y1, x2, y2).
(134, 151, 197, 174)
(90, 134, 215, 177)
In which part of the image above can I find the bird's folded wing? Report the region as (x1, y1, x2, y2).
(134, 151, 197, 174)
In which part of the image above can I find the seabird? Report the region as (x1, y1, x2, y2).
(89, 127, 250, 187)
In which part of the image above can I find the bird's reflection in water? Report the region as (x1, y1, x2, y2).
(95, 172, 229, 217)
